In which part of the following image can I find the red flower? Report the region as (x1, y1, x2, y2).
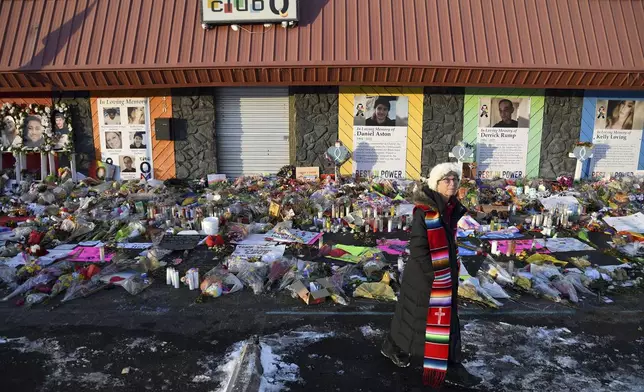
(27, 231, 45, 246)
(205, 235, 225, 248)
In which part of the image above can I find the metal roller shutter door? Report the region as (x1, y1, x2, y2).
(215, 88, 290, 177)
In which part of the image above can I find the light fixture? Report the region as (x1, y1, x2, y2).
(281, 21, 288, 28)
(230, 24, 239, 32)
(263, 23, 272, 28)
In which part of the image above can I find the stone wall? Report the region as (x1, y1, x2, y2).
(171, 88, 217, 180)
(421, 88, 465, 176)
(539, 90, 584, 179)
(54, 92, 94, 174)
(292, 87, 338, 174)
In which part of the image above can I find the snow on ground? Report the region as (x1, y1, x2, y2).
(211, 328, 334, 392)
(5, 336, 125, 389)
(462, 320, 644, 392)
(359, 324, 384, 339)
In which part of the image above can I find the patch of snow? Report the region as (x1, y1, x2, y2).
(192, 375, 212, 383)
(211, 329, 334, 392)
(359, 325, 384, 338)
(462, 321, 644, 392)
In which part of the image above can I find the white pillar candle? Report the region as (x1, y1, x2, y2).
(40, 152, 47, 180)
(99, 246, 105, 262)
(345, 206, 350, 217)
(166, 268, 172, 285)
(387, 219, 393, 232)
(331, 205, 336, 218)
(48, 152, 56, 176)
(491, 240, 498, 255)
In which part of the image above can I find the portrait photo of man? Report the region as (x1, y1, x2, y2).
(52, 112, 70, 150)
(493, 99, 519, 128)
(103, 108, 121, 125)
(23, 115, 45, 149)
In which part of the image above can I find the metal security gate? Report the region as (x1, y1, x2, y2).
(215, 88, 290, 177)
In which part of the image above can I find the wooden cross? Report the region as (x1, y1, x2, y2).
(434, 308, 447, 324)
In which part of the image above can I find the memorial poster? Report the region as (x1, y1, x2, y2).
(352, 95, 409, 180)
(97, 98, 153, 180)
(590, 99, 644, 178)
(476, 97, 531, 179)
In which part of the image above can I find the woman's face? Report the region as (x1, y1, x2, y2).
(3, 117, 15, 137)
(124, 158, 133, 169)
(134, 135, 143, 146)
(106, 132, 121, 149)
(619, 101, 635, 120)
(375, 104, 389, 123)
(26, 120, 44, 142)
(55, 117, 65, 129)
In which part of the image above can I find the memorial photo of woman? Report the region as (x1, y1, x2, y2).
(1, 116, 21, 148)
(605, 100, 635, 130)
(105, 131, 123, 150)
(23, 115, 45, 149)
(127, 106, 145, 125)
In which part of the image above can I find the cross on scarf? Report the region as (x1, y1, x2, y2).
(434, 308, 446, 324)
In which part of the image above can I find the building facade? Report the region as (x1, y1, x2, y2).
(0, 0, 642, 180)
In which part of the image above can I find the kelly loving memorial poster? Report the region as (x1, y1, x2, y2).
(591, 99, 644, 178)
(98, 98, 153, 181)
(477, 97, 531, 179)
(352, 95, 409, 179)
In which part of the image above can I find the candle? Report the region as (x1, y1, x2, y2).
(318, 236, 324, 248)
(491, 240, 498, 255)
(99, 246, 105, 262)
(346, 206, 350, 216)
(390, 206, 395, 216)
(166, 268, 172, 285)
(387, 219, 393, 232)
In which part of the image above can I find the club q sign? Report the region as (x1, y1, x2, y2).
(202, 0, 299, 24)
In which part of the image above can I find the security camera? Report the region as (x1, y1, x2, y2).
(202, 23, 213, 30)
(281, 21, 288, 28)
(230, 24, 240, 31)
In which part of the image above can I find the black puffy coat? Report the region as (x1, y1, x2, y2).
(388, 185, 467, 362)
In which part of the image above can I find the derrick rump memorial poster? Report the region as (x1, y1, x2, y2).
(476, 97, 530, 179)
(352, 95, 409, 180)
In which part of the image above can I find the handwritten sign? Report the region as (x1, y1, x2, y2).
(296, 167, 320, 181)
(231, 244, 286, 261)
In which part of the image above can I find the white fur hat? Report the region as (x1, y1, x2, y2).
(426, 162, 462, 191)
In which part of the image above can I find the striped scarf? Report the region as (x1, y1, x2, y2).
(419, 206, 456, 388)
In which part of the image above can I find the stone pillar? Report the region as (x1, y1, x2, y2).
(171, 88, 217, 180)
(422, 88, 465, 176)
(539, 90, 584, 179)
(291, 87, 339, 174)
(55, 92, 94, 174)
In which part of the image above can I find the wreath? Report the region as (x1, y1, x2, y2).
(0, 103, 23, 153)
(0, 103, 74, 154)
(51, 102, 74, 153)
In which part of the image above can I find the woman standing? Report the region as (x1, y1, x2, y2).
(381, 162, 481, 389)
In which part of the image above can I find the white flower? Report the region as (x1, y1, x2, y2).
(45, 107, 51, 114)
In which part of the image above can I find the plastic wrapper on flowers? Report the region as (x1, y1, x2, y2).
(202, 266, 243, 297)
(236, 262, 268, 295)
(61, 279, 107, 303)
(2, 273, 57, 301)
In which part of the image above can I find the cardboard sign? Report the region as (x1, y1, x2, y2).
(296, 167, 320, 181)
(207, 174, 227, 185)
